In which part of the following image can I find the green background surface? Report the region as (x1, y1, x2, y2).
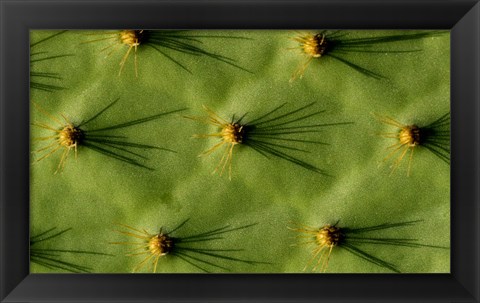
(30, 30, 450, 273)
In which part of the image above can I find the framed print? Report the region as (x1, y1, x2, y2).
(1, 0, 479, 302)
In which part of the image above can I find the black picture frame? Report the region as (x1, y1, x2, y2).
(1, 0, 479, 302)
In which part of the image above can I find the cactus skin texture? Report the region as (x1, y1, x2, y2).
(30, 30, 450, 273)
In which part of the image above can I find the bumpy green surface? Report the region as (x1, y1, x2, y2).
(30, 30, 450, 273)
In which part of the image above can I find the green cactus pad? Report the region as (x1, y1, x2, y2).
(30, 30, 450, 273)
